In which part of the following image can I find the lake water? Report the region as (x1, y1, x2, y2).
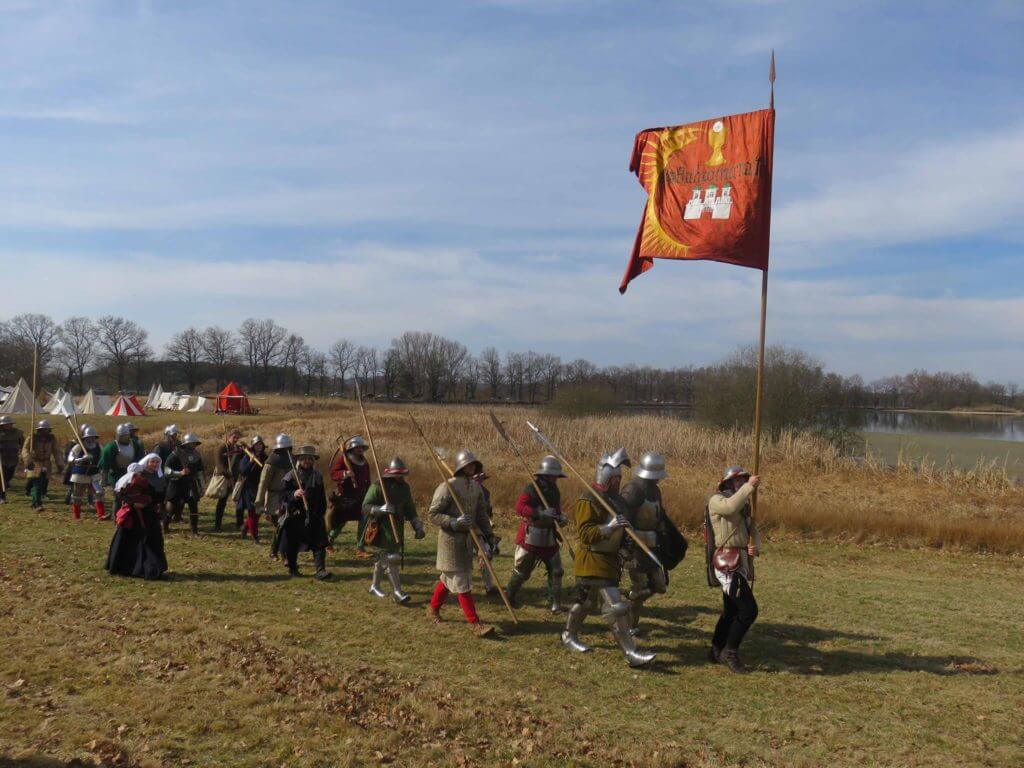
(849, 410, 1024, 443)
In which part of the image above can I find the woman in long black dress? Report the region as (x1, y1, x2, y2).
(105, 453, 169, 580)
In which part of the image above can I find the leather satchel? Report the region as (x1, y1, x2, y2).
(712, 546, 741, 573)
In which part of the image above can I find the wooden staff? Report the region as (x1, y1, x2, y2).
(240, 443, 264, 468)
(28, 344, 38, 456)
(488, 411, 574, 560)
(286, 450, 310, 514)
(409, 414, 518, 624)
(355, 383, 401, 546)
(525, 421, 666, 575)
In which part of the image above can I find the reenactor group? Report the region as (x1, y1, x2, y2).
(0, 415, 764, 673)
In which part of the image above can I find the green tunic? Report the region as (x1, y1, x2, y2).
(359, 479, 418, 553)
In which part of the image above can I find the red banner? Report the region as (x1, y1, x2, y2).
(619, 108, 774, 293)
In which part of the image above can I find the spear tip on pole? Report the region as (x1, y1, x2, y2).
(769, 50, 776, 109)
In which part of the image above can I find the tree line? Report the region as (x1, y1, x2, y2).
(0, 314, 1020, 418)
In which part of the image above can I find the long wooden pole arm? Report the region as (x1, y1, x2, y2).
(408, 414, 518, 624)
(524, 421, 665, 574)
(356, 383, 400, 544)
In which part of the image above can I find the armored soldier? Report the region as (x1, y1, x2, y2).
(98, 423, 146, 508)
(362, 457, 425, 603)
(163, 433, 206, 534)
(561, 449, 656, 668)
(211, 428, 244, 532)
(155, 424, 181, 465)
(278, 445, 331, 580)
(237, 435, 268, 543)
(620, 452, 687, 634)
(257, 434, 294, 557)
(327, 436, 372, 549)
(68, 425, 108, 520)
(22, 420, 63, 511)
(0, 416, 25, 503)
(125, 422, 145, 453)
(505, 455, 568, 612)
(705, 466, 762, 674)
(427, 449, 497, 637)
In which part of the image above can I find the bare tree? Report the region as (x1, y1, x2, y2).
(56, 317, 98, 391)
(479, 346, 503, 400)
(355, 346, 379, 396)
(299, 345, 325, 395)
(7, 313, 62, 378)
(282, 333, 306, 393)
(165, 327, 205, 392)
(96, 316, 149, 391)
(504, 351, 525, 402)
(199, 326, 238, 390)
(329, 339, 358, 395)
(238, 318, 287, 390)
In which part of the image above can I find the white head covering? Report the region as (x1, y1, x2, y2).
(114, 453, 163, 492)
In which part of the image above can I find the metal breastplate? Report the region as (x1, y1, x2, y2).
(525, 524, 557, 548)
(116, 442, 135, 469)
(589, 525, 624, 553)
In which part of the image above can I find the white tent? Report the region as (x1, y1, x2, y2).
(49, 391, 80, 416)
(143, 383, 159, 408)
(0, 385, 12, 405)
(156, 392, 177, 410)
(175, 394, 192, 411)
(188, 395, 215, 413)
(78, 389, 112, 415)
(42, 388, 67, 412)
(0, 378, 36, 414)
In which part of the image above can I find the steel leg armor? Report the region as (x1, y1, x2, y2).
(600, 587, 656, 668)
(369, 554, 387, 598)
(385, 552, 409, 604)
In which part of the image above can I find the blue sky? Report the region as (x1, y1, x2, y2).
(1, 0, 1022, 382)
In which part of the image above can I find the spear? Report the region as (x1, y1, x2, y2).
(525, 420, 666, 575)
(286, 449, 310, 516)
(239, 443, 264, 468)
(355, 382, 401, 547)
(487, 411, 574, 560)
(408, 414, 518, 624)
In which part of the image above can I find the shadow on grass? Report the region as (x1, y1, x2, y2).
(171, 571, 292, 583)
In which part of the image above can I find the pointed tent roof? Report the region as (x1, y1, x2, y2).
(143, 383, 159, 408)
(42, 387, 67, 412)
(78, 388, 112, 415)
(107, 393, 146, 417)
(217, 382, 251, 414)
(0, 378, 36, 414)
(49, 390, 80, 416)
(127, 394, 146, 413)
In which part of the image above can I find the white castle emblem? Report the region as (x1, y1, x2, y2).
(683, 184, 733, 220)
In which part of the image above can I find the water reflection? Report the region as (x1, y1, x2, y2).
(846, 410, 1024, 442)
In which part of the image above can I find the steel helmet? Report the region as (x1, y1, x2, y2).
(635, 452, 668, 481)
(274, 433, 293, 450)
(36, 420, 51, 431)
(124, 422, 138, 433)
(453, 449, 481, 475)
(0, 416, 13, 427)
(181, 432, 202, 447)
(115, 423, 131, 439)
(535, 455, 567, 478)
(81, 425, 99, 439)
(250, 434, 265, 448)
(384, 456, 410, 476)
(718, 465, 751, 491)
(595, 448, 631, 486)
(345, 436, 368, 452)
(164, 424, 180, 437)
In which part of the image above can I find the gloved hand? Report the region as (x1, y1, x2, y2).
(557, 512, 569, 526)
(539, 507, 559, 520)
(452, 513, 473, 531)
(371, 503, 392, 518)
(598, 514, 629, 538)
(412, 519, 426, 539)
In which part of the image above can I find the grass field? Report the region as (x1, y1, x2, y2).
(1, 490, 1023, 767)
(2, 400, 1023, 766)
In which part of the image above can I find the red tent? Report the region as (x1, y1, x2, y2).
(106, 393, 146, 417)
(218, 382, 252, 414)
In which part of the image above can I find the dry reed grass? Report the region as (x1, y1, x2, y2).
(218, 399, 1024, 554)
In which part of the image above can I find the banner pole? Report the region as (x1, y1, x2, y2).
(751, 268, 768, 517)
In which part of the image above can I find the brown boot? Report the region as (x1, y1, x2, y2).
(721, 649, 749, 674)
(427, 605, 443, 624)
(471, 622, 495, 638)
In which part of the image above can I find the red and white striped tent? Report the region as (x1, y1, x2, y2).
(106, 393, 146, 417)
